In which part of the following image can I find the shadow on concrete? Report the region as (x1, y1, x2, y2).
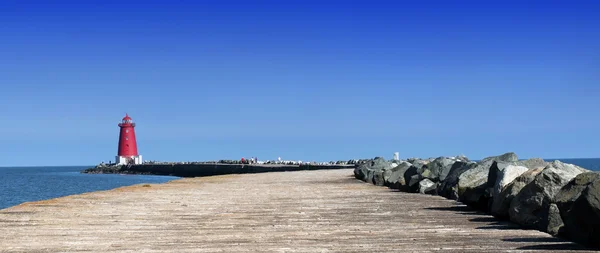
(423, 205, 489, 216)
(468, 217, 497, 223)
(516, 243, 591, 251)
(503, 237, 564, 243)
(476, 223, 521, 230)
(424, 205, 595, 251)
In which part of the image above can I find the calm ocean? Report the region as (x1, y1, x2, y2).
(545, 158, 600, 171)
(1, 158, 599, 210)
(0, 166, 179, 210)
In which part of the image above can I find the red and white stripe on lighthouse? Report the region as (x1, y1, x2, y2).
(115, 113, 143, 165)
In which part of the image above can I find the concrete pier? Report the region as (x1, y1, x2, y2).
(0, 169, 594, 252)
(82, 163, 356, 177)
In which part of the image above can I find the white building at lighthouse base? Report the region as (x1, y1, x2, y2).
(115, 155, 143, 165)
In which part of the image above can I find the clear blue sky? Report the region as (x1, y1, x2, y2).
(1, 0, 598, 166)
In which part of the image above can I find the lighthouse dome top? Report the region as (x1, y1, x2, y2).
(119, 113, 135, 126)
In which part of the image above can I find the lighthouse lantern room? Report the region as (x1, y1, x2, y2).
(116, 114, 143, 165)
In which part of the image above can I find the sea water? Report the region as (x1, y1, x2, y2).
(0, 166, 179, 210)
(547, 158, 600, 171)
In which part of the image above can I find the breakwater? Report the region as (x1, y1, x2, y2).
(82, 162, 356, 177)
(354, 152, 600, 248)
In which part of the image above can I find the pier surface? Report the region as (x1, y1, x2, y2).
(0, 169, 593, 252)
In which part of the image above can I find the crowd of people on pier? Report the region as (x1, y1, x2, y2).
(100, 157, 360, 166)
(235, 157, 358, 166)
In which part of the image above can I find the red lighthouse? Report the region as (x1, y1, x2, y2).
(115, 114, 143, 165)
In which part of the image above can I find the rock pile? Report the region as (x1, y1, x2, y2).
(354, 152, 600, 248)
